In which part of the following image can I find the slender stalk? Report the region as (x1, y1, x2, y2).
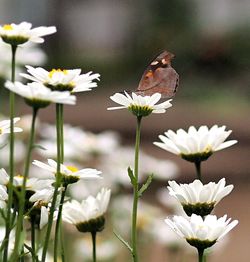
(59, 105, 64, 162)
(3, 44, 17, 262)
(198, 248, 204, 262)
(60, 223, 66, 262)
(195, 161, 202, 181)
(41, 104, 62, 261)
(131, 116, 142, 262)
(31, 217, 37, 262)
(91, 231, 97, 262)
(10, 107, 38, 262)
(54, 185, 67, 262)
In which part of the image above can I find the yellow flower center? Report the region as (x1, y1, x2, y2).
(0, 128, 2, 135)
(3, 24, 13, 30)
(66, 166, 79, 173)
(48, 69, 68, 78)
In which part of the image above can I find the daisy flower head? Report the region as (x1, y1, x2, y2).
(63, 188, 111, 233)
(0, 22, 56, 46)
(29, 186, 55, 229)
(32, 159, 102, 186)
(165, 214, 238, 250)
(154, 125, 237, 163)
(0, 117, 22, 136)
(20, 66, 100, 92)
(0, 168, 53, 214)
(108, 91, 172, 117)
(167, 178, 233, 216)
(5, 81, 76, 108)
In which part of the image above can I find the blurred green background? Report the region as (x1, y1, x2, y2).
(0, 1, 249, 261)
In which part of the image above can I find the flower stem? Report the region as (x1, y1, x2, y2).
(195, 161, 202, 181)
(3, 44, 17, 262)
(41, 104, 63, 262)
(198, 248, 204, 262)
(10, 106, 38, 262)
(54, 185, 67, 262)
(91, 231, 97, 262)
(131, 116, 142, 262)
(31, 217, 38, 262)
(59, 105, 64, 162)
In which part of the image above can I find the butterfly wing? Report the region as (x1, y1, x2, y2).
(136, 50, 179, 98)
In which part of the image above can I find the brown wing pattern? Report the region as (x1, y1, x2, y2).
(136, 50, 179, 98)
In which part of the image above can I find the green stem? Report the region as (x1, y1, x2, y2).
(54, 185, 67, 262)
(60, 223, 66, 262)
(3, 44, 17, 262)
(59, 105, 64, 163)
(131, 116, 142, 262)
(41, 104, 62, 262)
(195, 161, 202, 182)
(91, 231, 97, 262)
(10, 107, 38, 262)
(31, 218, 37, 262)
(198, 248, 204, 262)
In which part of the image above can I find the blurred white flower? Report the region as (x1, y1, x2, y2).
(0, 22, 56, 45)
(14, 114, 40, 137)
(98, 146, 177, 189)
(75, 236, 120, 261)
(0, 117, 22, 136)
(150, 219, 187, 249)
(0, 138, 25, 164)
(63, 188, 111, 232)
(20, 66, 100, 92)
(33, 159, 102, 185)
(108, 92, 172, 116)
(37, 124, 120, 161)
(112, 195, 164, 237)
(154, 125, 237, 162)
(0, 40, 47, 80)
(80, 130, 120, 156)
(5, 81, 76, 107)
(165, 214, 238, 249)
(167, 178, 233, 216)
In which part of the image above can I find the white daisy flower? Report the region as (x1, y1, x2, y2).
(29, 186, 56, 229)
(0, 117, 22, 136)
(108, 92, 172, 117)
(20, 66, 100, 92)
(0, 169, 52, 191)
(63, 188, 111, 233)
(0, 22, 56, 45)
(154, 125, 237, 162)
(0, 170, 8, 208)
(5, 81, 76, 108)
(167, 178, 233, 216)
(165, 214, 238, 250)
(32, 159, 102, 185)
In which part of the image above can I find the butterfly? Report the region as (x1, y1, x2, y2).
(135, 50, 179, 98)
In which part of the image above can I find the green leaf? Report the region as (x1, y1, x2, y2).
(127, 167, 136, 186)
(113, 230, 132, 253)
(138, 173, 154, 197)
